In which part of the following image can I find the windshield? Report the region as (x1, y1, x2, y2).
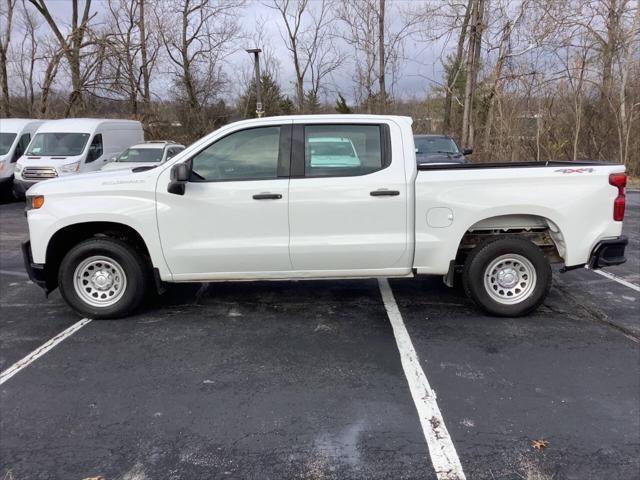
(0, 132, 17, 155)
(415, 137, 460, 155)
(116, 148, 163, 163)
(26, 132, 90, 156)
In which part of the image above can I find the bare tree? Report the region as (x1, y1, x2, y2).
(159, 0, 242, 133)
(13, 0, 40, 115)
(0, 0, 16, 116)
(338, 0, 378, 112)
(442, 0, 473, 133)
(38, 47, 63, 116)
(614, 1, 639, 168)
(269, 0, 341, 112)
(27, 0, 97, 115)
(338, 0, 414, 113)
(481, 0, 533, 150)
(101, 0, 160, 116)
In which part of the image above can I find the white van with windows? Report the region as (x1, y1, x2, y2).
(0, 119, 45, 196)
(13, 118, 143, 197)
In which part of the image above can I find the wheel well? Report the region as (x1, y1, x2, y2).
(456, 214, 565, 266)
(44, 222, 152, 291)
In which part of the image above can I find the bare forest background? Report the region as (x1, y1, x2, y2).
(0, 0, 638, 173)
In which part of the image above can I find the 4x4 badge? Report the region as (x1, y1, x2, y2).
(554, 168, 595, 174)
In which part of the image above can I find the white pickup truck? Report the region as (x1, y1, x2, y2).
(22, 115, 628, 319)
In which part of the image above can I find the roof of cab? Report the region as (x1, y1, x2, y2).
(35, 118, 142, 134)
(0, 118, 45, 133)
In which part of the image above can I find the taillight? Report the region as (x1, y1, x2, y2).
(609, 173, 627, 221)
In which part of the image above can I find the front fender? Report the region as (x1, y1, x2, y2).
(27, 191, 171, 279)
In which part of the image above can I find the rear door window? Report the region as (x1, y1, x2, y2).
(302, 125, 387, 177)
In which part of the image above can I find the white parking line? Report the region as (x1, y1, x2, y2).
(0, 318, 92, 385)
(378, 278, 466, 480)
(0, 269, 29, 278)
(591, 268, 640, 293)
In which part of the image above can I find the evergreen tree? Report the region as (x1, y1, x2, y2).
(335, 93, 352, 114)
(304, 90, 321, 113)
(239, 73, 288, 118)
(279, 96, 295, 115)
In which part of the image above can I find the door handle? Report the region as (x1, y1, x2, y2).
(252, 193, 282, 200)
(370, 189, 400, 197)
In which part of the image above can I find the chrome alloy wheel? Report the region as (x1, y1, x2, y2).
(483, 254, 537, 305)
(73, 255, 127, 308)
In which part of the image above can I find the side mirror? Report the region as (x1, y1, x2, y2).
(168, 162, 190, 195)
(462, 148, 473, 155)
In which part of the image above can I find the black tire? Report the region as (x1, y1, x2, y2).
(462, 237, 552, 317)
(58, 237, 149, 319)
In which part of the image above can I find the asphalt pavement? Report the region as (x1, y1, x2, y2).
(0, 193, 638, 480)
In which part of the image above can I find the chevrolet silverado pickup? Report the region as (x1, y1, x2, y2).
(21, 115, 628, 319)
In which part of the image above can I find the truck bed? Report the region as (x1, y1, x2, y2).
(412, 162, 625, 274)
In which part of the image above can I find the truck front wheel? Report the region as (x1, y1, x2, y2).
(58, 237, 148, 319)
(462, 237, 552, 317)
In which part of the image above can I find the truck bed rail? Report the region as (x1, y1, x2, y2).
(418, 160, 619, 171)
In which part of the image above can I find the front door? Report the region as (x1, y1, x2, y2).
(156, 123, 292, 279)
(288, 121, 409, 274)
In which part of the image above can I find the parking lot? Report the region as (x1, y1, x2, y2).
(1, 193, 638, 480)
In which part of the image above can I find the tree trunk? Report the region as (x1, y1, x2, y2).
(292, 43, 304, 113)
(482, 21, 511, 150)
(139, 0, 151, 112)
(40, 51, 62, 116)
(618, 2, 639, 168)
(601, 0, 618, 101)
(377, 0, 386, 113)
(443, 0, 472, 133)
(461, 0, 484, 147)
(0, 0, 14, 117)
(0, 48, 9, 117)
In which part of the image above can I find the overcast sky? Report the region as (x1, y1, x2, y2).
(31, 0, 449, 103)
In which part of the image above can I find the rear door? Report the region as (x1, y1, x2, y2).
(288, 120, 409, 274)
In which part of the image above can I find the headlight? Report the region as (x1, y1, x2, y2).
(60, 161, 80, 173)
(14, 163, 22, 173)
(25, 195, 45, 211)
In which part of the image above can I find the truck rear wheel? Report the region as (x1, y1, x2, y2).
(58, 237, 148, 319)
(462, 237, 551, 317)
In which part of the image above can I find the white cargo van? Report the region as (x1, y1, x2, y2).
(0, 119, 45, 196)
(13, 118, 143, 197)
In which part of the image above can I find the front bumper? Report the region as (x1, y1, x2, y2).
(588, 236, 628, 269)
(21, 240, 49, 293)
